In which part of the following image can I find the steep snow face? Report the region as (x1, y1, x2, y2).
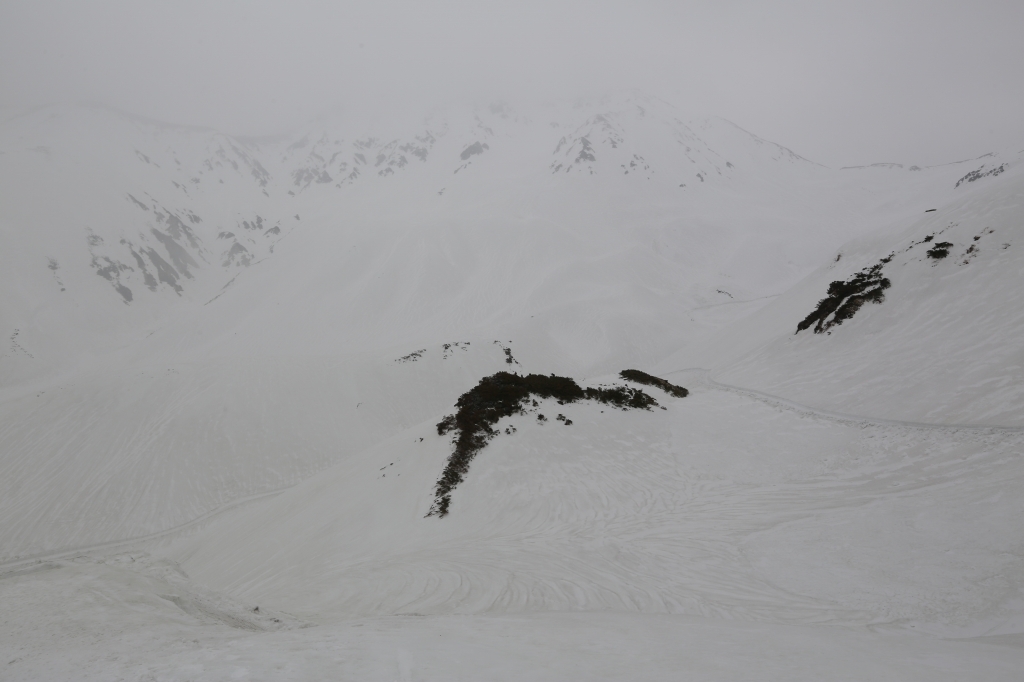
(681, 158, 1024, 425)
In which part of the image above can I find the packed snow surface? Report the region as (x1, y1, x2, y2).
(2, 95, 1023, 679)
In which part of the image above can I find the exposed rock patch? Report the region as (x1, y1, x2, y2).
(796, 262, 891, 334)
(430, 372, 660, 517)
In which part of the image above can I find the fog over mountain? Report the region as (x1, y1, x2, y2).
(3, 0, 1023, 166)
(2, 2, 1024, 680)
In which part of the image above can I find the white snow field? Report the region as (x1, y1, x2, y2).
(2, 95, 1023, 679)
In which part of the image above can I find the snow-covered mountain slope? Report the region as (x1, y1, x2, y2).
(0, 94, 981, 384)
(8, 564, 1023, 681)
(0, 342, 522, 562)
(169, 374, 1024, 634)
(0, 94, 992, 564)
(3, 94, 1023, 679)
(0, 105, 293, 386)
(666, 154, 1024, 425)
(7, 369, 1022, 679)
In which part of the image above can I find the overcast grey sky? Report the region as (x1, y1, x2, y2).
(2, 0, 1021, 167)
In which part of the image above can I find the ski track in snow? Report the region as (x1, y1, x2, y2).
(677, 368, 1024, 432)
